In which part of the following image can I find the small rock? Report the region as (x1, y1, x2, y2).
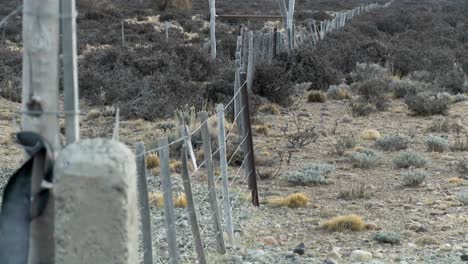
(231, 255, 242, 264)
(375, 232, 401, 245)
(440, 244, 452, 252)
(285, 251, 295, 259)
(293, 242, 305, 255)
(326, 249, 342, 261)
(349, 250, 373, 263)
(453, 245, 463, 252)
(407, 243, 417, 249)
(324, 257, 339, 264)
(364, 222, 380, 230)
(461, 254, 468, 261)
(416, 235, 439, 245)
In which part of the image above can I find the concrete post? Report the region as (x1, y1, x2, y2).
(54, 139, 138, 264)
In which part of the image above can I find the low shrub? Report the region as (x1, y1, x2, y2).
(351, 79, 390, 111)
(307, 90, 327, 103)
(457, 192, 468, 206)
(266, 193, 310, 208)
(253, 62, 294, 106)
(375, 232, 401, 245)
(375, 134, 410, 151)
(348, 101, 375, 117)
(286, 163, 334, 185)
(350, 63, 391, 83)
(436, 67, 466, 94)
(393, 150, 428, 169)
(426, 135, 449, 152)
(327, 84, 352, 100)
(350, 149, 382, 169)
(405, 92, 451, 116)
(401, 169, 428, 187)
(321, 214, 366, 232)
(390, 79, 429, 99)
(455, 158, 468, 179)
(333, 134, 357, 156)
(258, 103, 280, 115)
(451, 133, 468, 151)
(338, 183, 369, 200)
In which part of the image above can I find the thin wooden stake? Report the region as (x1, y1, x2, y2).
(199, 111, 226, 254)
(135, 142, 154, 264)
(181, 145, 207, 264)
(121, 21, 125, 47)
(165, 21, 169, 42)
(112, 107, 120, 141)
(209, 0, 216, 59)
(216, 104, 234, 243)
(158, 137, 180, 264)
(246, 31, 254, 92)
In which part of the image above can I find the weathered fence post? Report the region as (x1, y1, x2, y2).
(246, 31, 254, 93)
(216, 104, 234, 244)
(135, 142, 154, 264)
(22, 0, 60, 262)
(54, 139, 138, 264)
(180, 145, 207, 264)
(272, 27, 277, 58)
(239, 85, 259, 206)
(121, 21, 125, 47)
(209, 0, 216, 58)
(112, 108, 120, 141)
(165, 21, 170, 42)
(199, 111, 226, 254)
(61, 0, 80, 145)
(158, 137, 180, 264)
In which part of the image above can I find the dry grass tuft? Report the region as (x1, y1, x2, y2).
(146, 153, 160, 169)
(85, 109, 101, 120)
(360, 129, 381, 140)
(170, 160, 183, 173)
(266, 193, 310, 208)
(308, 90, 327, 103)
(448, 177, 463, 184)
(255, 125, 270, 136)
(416, 235, 439, 245)
(321, 214, 366, 232)
(259, 103, 280, 115)
(149, 192, 187, 208)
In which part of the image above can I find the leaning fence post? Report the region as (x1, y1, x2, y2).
(135, 142, 154, 264)
(239, 85, 259, 206)
(54, 139, 138, 264)
(158, 137, 180, 264)
(199, 111, 226, 254)
(216, 104, 234, 244)
(181, 145, 207, 264)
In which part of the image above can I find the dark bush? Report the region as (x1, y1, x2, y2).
(0, 47, 22, 102)
(253, 62, 294, 106)
(351, 79, 390, 110)
(436, 67, 466, 94)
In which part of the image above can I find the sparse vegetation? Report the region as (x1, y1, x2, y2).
(321, 214, 366, 232)
(426, 135, 449, 152)
(348, 101, 375, 117)
(450, 132, 468, 151)
(266, 193, 310, 208)
(455, 158, 468, 179)
(146, 153, 160, 169)
(405, 92, 451, 116)
(332, 134, 357, 156)
(338, 183, 369, 200)
(393, 150, 427, 169)
(351, 149, 382, 169)
(286, 163, 334, 185)
(401, 169, 428, 187)
(457, 192, 468, 206)
(255, 125, 270, 136)
(307, 90, 327, 103)
(390, 79, 428, 99)
(375, 134, 410, 151)
(259, 103, 280, 115)
(327, 84, 352, 100)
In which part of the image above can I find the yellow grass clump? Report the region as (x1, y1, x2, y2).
(255, 125, 270, 136)
(448, 177, 463, 184)
(146, 153, 160, 169)
(149, 192, 187, 208)
(321, 214, 366, 232)
(259, 103, 280, 115)
(308, 90, 327, 103)
(85, 109, 101, 120)
(336, 88, 352, 100)
(266, 193, 310, 208)
(360, 129, 381, 140)
(170, 160, 183, 173)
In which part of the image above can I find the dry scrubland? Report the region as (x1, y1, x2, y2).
(1, 0, 468, 263)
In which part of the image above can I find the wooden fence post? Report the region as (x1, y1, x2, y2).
(135, 142, 154, 264)
(199, 111, 226, 254)
(61, 0, 80, 145)
(121, 21, 125, 47)
(165, 21, 169, 42)
(239, 85, 259, 206)
(112, 108, 120, 141)
(272, 27, 277, 58)
(216, 104, 234, 243)
(246, 31, 254, 93)
(180, 145, 207, 264)
(22, 0, 61, 262)
(209, 0, 216, 59)
(158, 137, 180, 264)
